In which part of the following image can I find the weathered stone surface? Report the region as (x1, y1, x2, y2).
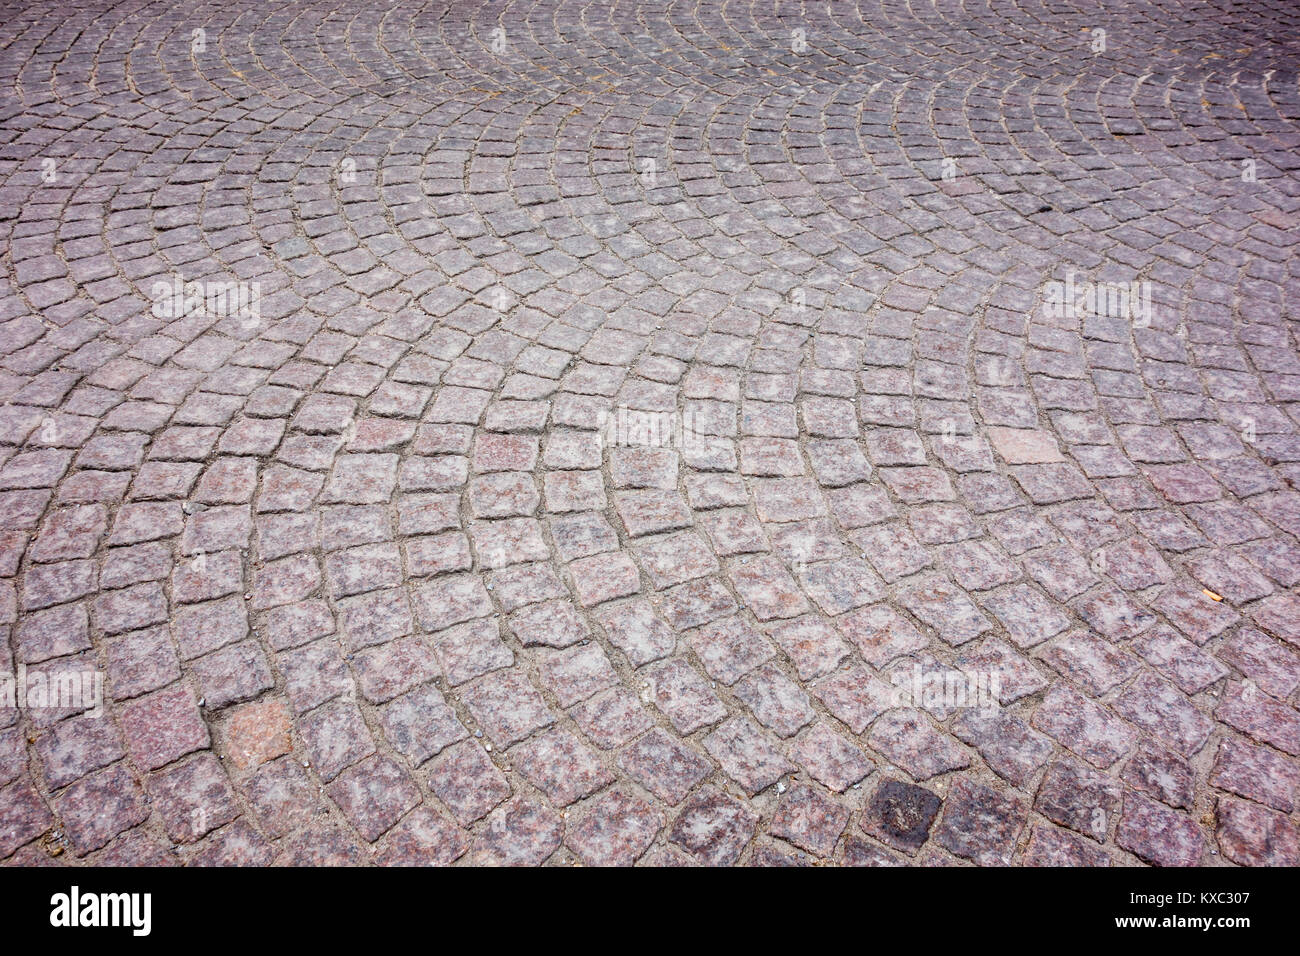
(935, 777, 1028, 866)
(860, 778, 942, 855)
(4, 0, 1299, 870)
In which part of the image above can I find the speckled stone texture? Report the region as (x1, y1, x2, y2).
(0, 0, 1298, 867)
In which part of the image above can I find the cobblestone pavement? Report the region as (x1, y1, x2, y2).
(1, 0, 1298, 868)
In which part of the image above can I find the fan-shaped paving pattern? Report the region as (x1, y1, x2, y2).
(1, 0, 1299, 867)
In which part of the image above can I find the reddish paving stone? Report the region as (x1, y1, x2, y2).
(566, 788, 664, 866)
(511, 729, 615, 806)
(327, 755, 421, 841)
(1034, 760, 1121, 843)
(935, 777, 1028, 866)
(769, 783, 850, 858)
(297, 698, 376, 782)
(427, 740, 511, 825)
(264, 600, 334, 651)
(642, 658, 728, 735)
(1099, 536, 1174, 590)
(951, 709, 1053, 788)
(789, 722, 874, 792)
(1215, 795, 1300, 866)
(618, 728, 714, 805)
(0, 730, 24, 787)
(0, 778, 53, 857)
(1117, 793, 1204, 867)
(987, 427, 1063, 465)
(860, 778, 942, 855)
(701, 509, 769, 556)
(1215, 681, 1300, 755)
(1032, 683, 1136, 769)
(459, 669, 555, 747)
(1209, 737, 1299, 812)
(488, 561, 566, 612)
(375, 807, 471, 867)
(868, 710, 971, 781)
(754, 478, 827, 522)
(703, 717, 795, 795)
(118, 684, 210, 771)
(54, 763, 148, 855)
(1122, 741, 1195, 810)
(747, 841, 812, 866)
(689, 615, 775, 686)
(1022, 826, 1111, 867)
(596, 600, 676, 666)
(809, 665, 896, 734)
(219, 698, 293, 774)
(473, 433, 538, 472)
(669, 786, 759, 866)
(570, 689, 655, 750)
(147, 752, 241, 843)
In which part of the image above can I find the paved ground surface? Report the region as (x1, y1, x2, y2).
(1, 0, 1299, 868)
